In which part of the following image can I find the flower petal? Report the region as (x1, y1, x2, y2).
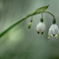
(36, 22, 45, 34)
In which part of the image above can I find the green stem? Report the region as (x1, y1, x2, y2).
(30, 16, 33, 22)
(44, 11, 55, 19)
(41, 13, 43, 18)
(0, 15, 30, 38)
(0, 5, 49, 38)
(40, 13, 43, 22)
(44, 11, 56, 24)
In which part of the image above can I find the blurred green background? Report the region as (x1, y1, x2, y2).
(0, 0, 59, 59)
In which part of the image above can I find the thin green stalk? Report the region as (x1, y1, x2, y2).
(40, 13, 43, 22)
(0, 5, 49, 38)
(0, 15, 29, 38)
(44, 11, 55, 19)
(44, 11, 56, 24)
(41, 13, 43, 18)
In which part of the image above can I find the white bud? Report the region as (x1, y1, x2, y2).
(36, 22, 45, 34)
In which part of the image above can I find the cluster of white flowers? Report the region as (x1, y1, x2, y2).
(36, 22, 59, 39)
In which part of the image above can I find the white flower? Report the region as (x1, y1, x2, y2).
(36, 22, 45, 34)
(48, 24, 59, 39)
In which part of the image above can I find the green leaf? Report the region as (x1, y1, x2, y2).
(32, 5, 49, 15)
(36, 5, 49, 13)
(29, 5, 49, 16)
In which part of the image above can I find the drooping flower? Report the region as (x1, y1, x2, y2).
(36, 22, 45, 35)
(48, 24, 59, 39)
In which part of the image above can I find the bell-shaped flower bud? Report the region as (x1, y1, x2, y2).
(36, 22, 45, 35)
(28, 18, 33, 29)
(48, 24, 59, 39)
(28, 22, 32, 29)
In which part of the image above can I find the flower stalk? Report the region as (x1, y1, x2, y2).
(1, 5, 58, 39)
(40, 13, 43, 22)
(44, 11, 56, 24)
(0, 5, 49, 38)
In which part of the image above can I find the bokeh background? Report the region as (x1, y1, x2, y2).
(0, 0, 59, 59)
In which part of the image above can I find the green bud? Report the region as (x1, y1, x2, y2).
(40, 18, 43, 22)
(28, 17, 33, 29)
(28, 22, 32, 29)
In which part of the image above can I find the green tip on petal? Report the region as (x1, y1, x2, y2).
(55, 35, 58, 39)
(41, 32, 44, 35)
(55, 37, 57, 39)
(53, 34, 55, 36)
(37, 31, 40, 34)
